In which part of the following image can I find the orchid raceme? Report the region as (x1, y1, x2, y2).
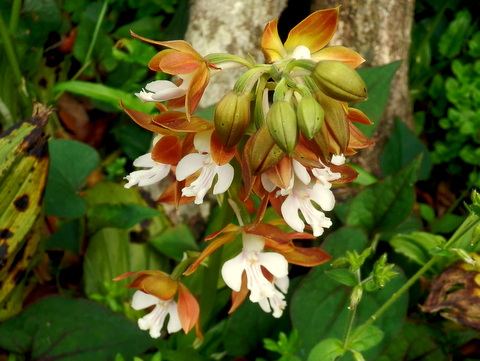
(119, 6, 375, 335)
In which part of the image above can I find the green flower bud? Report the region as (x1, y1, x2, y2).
(313, 60, 367, 103)
(266, 101, 298, 155)
(214, 91, 251, 148)
(297, 96, 324, 140)
(247, 125, 285, 175)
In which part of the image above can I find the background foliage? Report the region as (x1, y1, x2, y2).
(1, 0, 480, 360)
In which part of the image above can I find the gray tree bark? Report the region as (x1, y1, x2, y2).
(311, 0, 415, 176)
(184, 0, 288, 108)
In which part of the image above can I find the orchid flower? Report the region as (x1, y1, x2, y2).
(135, 79, 189, 103)
(132, 291, 182, 338)
(279, 160, 335, 236)
(124, 153, 171, 189)
(114, 271, 200, 339)
(221, 233, 289, 304)
(131, 32, 219, 118)
(176, 131, 234, 204)
(261, 8, 364, 68)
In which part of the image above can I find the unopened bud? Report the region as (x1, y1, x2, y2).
(313, 60, 367, 103)
(349, 285, 363, 310)
(214, 91, 251, 148)
(247, 125, 286, 175)
(297, 96, 324, 140)
(266, 101, 298, 155)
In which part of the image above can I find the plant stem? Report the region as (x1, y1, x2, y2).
(355, 255, 439, 336)
(9, 0, 22, 33)
(54, 0, 109, 102)
(343, 269, 361, 347)
(0, 10, 22, 85)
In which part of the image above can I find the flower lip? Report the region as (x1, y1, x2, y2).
(135, 80, 187, 102)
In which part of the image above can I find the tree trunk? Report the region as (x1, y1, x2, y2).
(311, 0, 415, 176)
(184, 0, 288, 108)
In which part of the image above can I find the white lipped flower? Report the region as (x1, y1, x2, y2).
(221, 233, 289, 312)
(135, 76, 191, 103)
(257, 276, 289, 318)
(280, 160, 335, 237)
(124, 153, 171, 189)
(176, 131, 234, 204)
(124, 135, 171, 189)
(131, 290, 182, 339)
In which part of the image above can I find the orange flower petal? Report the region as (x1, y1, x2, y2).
(312, 46, 365, 68)
(148, 49, 174, 72)
(264, 156, 292, 190)
(281, 246, 331, 267)
(131, 31, 202, 58)
(229, 272, 249, 314)
(284, 8, 339, 55)
(119, 101, 172, 135)
(151, 135, 182, 165)
(210, 130, 236, 165)
(185, 65, 210, 118)
(153, 111, 213, 132)
(177, 283, 200, 334)
(347, 107, 373, 125)
(184, 230, 239, 276)
(244, 223, 294, 246)
(261, 18, 287, 63)
(116, 271, 179, 300)
(348, 121, 375, 149)
(159, 51, 201, 75)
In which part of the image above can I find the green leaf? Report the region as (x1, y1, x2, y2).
(380, 118, 432, 180)
(87, 203, 162, 233)
(44, 139, 99, 218)
(53, 81, 155, 114)
(307, 338, 344, 361)
(355, 61, 401, 137)
(46, 219, 83, 254)
(348, 325, 384, 352)
(438, 9, 472, 59)
(0, 296, 152, 360)
(150, 224, 199, 261)
(430, 213, 465, 234)
(346, 156, 421, 234)
(390, 232, 446, 266)
(325, 269, 358, 287)
(376, 322, 448, 361)
(291, 227, 407, 360)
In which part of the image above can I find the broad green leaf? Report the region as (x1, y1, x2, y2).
(438, 9, 472, 59)
(307, 338, 344, 361)
(0, 113, 49, 318)
(291, 227, 407, 360)
(82, 182, 169, 297)
(376, 322, 448, 361)
(44, 139, 99, 218)
(87, 203, 162, 233)
(430, 213, 465, 234)
(390, 232, 446, 266)
(348, 325, 384, 352)
(380, 118, 432, 180)
(0, 296, 152, 360)
(346, 157, 421, 234)
(53, 81, 155, 114)
(150, 224, 199, 261)
(325, 269, 358, 287)
(46, 219, 83, 254)
(355, 61, 401, 137)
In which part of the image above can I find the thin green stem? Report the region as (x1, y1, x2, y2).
(343, 270, 361, 346)
(54, 0, 108, 102)
(356, 256, 439, 336)
(0, 10, 22, 85)
(9, 0, 22, 33)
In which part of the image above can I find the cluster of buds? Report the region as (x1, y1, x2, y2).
(117, 7, 374, 339)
